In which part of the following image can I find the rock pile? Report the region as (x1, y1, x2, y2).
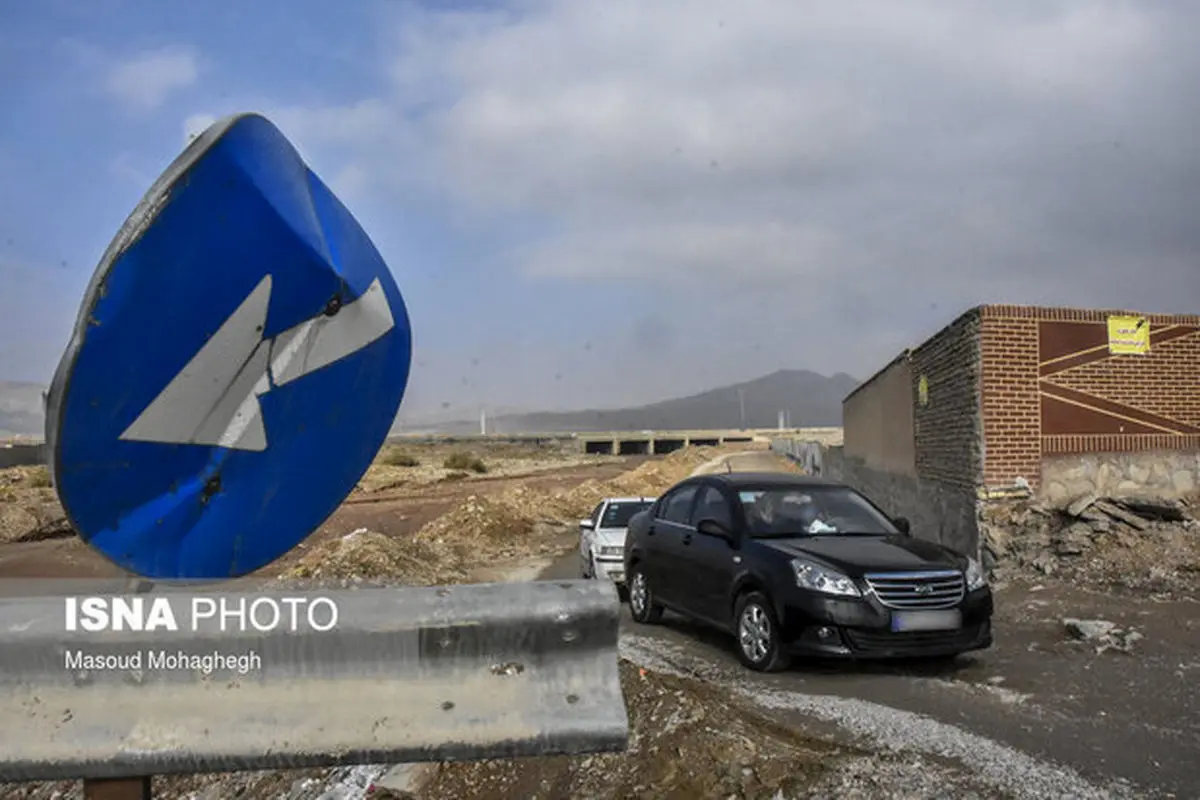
(1062, 617, 1144, 654)
(981, 493, 1199, 596)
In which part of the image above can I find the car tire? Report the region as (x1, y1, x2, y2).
(734, 591, 790, 672)
(627, 564, 663, 624)
(580, 554, 593, 579)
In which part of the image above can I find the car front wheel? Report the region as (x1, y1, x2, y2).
(734, 591, 790, 672)
(627, 564, 663, 624)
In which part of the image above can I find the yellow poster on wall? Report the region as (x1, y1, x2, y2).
(1107, 315, 1150, 354)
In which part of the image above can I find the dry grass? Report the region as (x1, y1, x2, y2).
(443, 451, 488, 473)
(378, 447, 421, 467)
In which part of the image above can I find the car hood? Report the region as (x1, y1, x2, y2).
(595, 528, 627, 547)
(761, 534, 964, 575)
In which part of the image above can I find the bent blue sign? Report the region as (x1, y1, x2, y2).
(44, 113, 412, 579)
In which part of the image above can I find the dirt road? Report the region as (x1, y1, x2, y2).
(538, 453, 1200, 798)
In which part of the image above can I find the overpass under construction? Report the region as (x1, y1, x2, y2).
(390, 428, 844, 456)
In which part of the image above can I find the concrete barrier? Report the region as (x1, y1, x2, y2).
(0, 579, 627, 782)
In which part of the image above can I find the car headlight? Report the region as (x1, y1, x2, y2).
(599, 546, 623, 558)
(965, 556, 987, 591)
(791, 559, 861, 597)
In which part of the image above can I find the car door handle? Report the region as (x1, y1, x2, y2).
(682, 533, 692, 545)
(647, 525, 656, 536)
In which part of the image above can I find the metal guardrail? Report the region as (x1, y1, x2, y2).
(0, 580, 627, 784)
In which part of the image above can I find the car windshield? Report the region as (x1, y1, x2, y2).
(737, 486, 897, 538)
(600, 501, 654, 529)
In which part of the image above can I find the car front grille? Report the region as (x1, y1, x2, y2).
(864, 570, 965, 609)
(844, 625, 983, 654)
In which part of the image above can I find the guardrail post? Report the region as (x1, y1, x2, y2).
(82, 777, 152, 800)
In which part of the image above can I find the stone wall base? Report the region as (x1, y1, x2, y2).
(1040, 450, 1199, 508)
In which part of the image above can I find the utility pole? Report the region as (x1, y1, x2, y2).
(480, 408, 486, 436)
(777, 410, 785, 430)
(737, 388, 746, 429)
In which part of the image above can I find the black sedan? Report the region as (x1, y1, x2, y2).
(622, 472, 992, 672)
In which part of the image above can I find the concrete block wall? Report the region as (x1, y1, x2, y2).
(0, 443, 47, 469)
(910, 309, 985, 490)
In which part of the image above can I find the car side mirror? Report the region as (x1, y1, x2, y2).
(697, 518, 734, 543)
(579, 519, 594, 530)
(892, 516, 911, 535)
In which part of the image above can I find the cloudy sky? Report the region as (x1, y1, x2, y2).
(2, 0, 1198, 420)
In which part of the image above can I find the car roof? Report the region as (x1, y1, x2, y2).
(603, 496, 656, 503)
(700, 472, 844, 489)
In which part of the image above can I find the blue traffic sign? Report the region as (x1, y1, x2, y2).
(44, 113, 413, 579)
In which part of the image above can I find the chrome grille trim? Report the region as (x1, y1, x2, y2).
(864, 570, 965, 609)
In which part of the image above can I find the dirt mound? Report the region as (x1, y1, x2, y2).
(0, 467, 68, 543)
(280, 529, 467, 587)
(416, 659, 843, 800)
(411, 446, 732, 566)
(983, 494, 1200, 597)
(556, 446, 728, 512)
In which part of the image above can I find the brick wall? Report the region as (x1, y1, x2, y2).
(1048, 328, 1200, 428)
(977, 304, 1200, 493)
(910, 309, 984, 490)
(978, 308, 1042, 489)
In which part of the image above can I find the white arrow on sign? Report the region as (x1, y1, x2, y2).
(119, 276, 395, 452)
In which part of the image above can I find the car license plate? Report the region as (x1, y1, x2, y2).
(890, 610, 962, 632)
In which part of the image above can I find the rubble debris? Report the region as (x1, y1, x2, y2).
(1092, 500, 1150, 531)
(1117, 497, 1189, 523)
(1053, 523, 1093, 556)
(982, 493, 1198, 596)
(1063, 618, 1116, 641)
(1062, 618, 1144, 655)
(1066, 493, 1098, 518)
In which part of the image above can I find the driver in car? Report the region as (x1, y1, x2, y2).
(768, 492, 838, 535)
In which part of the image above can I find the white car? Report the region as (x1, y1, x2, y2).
(579, 496, 656, 589)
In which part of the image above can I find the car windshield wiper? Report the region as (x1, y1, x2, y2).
(756, 530, 885, 538)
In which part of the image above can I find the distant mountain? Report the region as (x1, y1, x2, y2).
(423, 370, 860, 434)
(0, 369, 860, 439)
(0, 381, 46, 438)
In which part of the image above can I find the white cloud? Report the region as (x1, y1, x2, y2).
(105, 46, 199, 112)
(272, 1, 1194, 285)
(260, 0, 1200, 407)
